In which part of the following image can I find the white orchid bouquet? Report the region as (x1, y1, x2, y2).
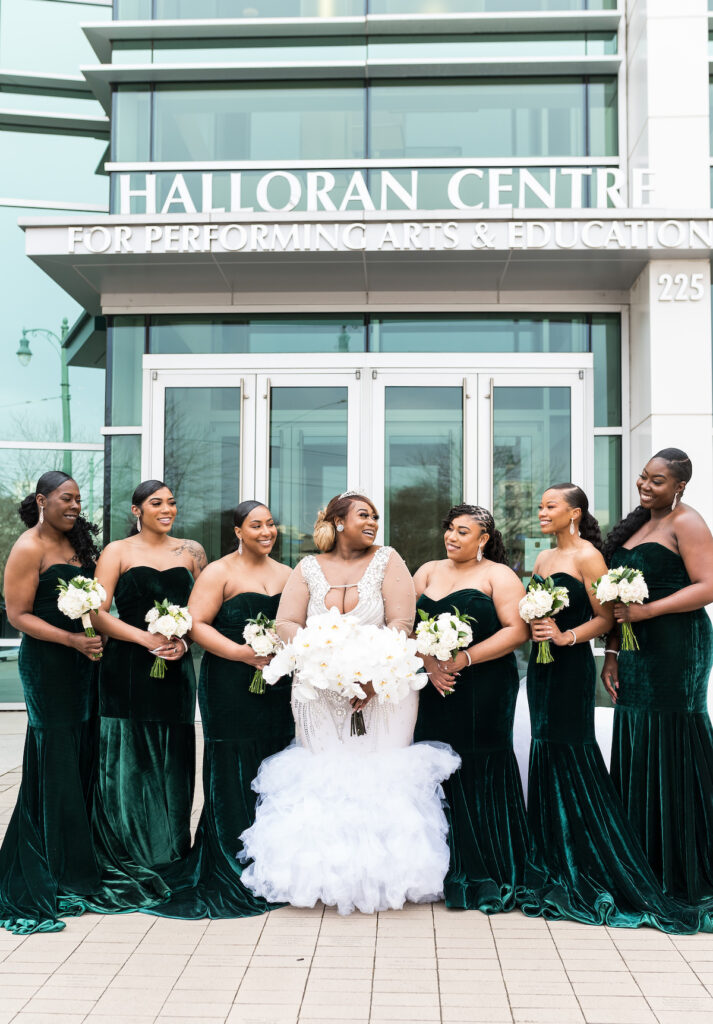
(592, 566, 648, 652)
(57, 575, 106, 657)
(145, 599, 192, 678)
(415, 608, 474, 695)
(243, 612, 281, 694)
(263, 607, 426, 736)
(519, 576, 570, 664)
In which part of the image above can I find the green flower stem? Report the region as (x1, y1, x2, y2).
(620, 621, 640, 652)
(249, 670, 266, 695)
(149, 655, 167, 679)
(536, 640, 554, 665)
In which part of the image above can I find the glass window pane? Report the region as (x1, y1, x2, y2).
(370, 33, 617, 60)
(153, 38, 366, 63)
(0, 446, 104, 702)
(594, 435, 622, 541)
(592, 315, 621, 427)
(587, 78, 619, 157)
(152, 84, 365, 162)
(372, 1, 615, 10)
(113, 86, 151, 163)
(108, 320, 144, 426)
(269, 387, 348, 567)
(0, 0, 109, 75)
(150, 318, 366, 354)
(106, 434, 142, 542)
(372, 315, 589, 353)
(0, 206, 105, 444)
(370, 79, 600, 159)
(493, 386, 571, 578)
(384, 386, 463, 574)
(163, 387, 241, 564)
(0, 134, 108, 204)
(154, 0, 363, 14)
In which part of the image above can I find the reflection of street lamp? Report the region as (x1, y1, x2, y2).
(16, 318, 72, 476)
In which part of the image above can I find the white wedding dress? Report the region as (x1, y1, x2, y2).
(240, 547, 460, 914)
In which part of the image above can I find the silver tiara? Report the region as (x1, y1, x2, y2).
(339, 489, 370, 501)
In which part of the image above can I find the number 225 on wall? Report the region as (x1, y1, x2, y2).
(657, 273, 705, 301)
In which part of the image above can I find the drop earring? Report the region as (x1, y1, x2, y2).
(38, 506, 44, 526)
(671, 492, 680, 512)
(476, 545, 483, 563)
(569, 517, 575, 535)
(238, 539, 243, 554)
(135, 516, 142, 533)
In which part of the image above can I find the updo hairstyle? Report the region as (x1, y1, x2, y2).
(313, 493, 376, 553)
(128, 479, 170, 536)
(441, 503, 509, 565)
(18, 470, 100, 569)
(230, 499, 268, 552)
(549, 482, 603, 551)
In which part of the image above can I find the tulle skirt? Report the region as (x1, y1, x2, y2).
(240, 740, 460, 915)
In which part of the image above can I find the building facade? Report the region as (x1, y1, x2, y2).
(2, 0, 712, 703)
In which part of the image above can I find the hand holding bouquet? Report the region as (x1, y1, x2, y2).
(243, 612, 281, 694)
(415, 608, 474, 695)
(57, 575, 106, 659)
(592, 566, 648, 651)
(145, 600, 192, 678)
(519, 576, 570, 664)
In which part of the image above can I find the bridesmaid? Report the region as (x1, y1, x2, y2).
(150, 500, 293, 919)
(413, 504, 529, 912)
(0, 471, 102, 933)
(85, 479, 205, 911)
(602, 448, 713, 905)
(520, 482, 709, 932)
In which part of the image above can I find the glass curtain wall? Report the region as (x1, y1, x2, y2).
(116, 0, 617, 18)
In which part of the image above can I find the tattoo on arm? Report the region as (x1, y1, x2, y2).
(173, 540, 207, 570)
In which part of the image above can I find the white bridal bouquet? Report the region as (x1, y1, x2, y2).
(415, 608, 474, 695)
(263, 606, 426, 735)
(519, 576, 570, 665)
(145, 599, 192, 679)
(243, 612, 281, 694)
(57, 575, 106, 657)
(592, 566, 649, 652)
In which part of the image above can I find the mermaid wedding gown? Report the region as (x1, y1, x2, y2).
(240, 546, 460, 914)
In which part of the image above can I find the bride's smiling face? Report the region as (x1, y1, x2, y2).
(337, 502, 379, 549)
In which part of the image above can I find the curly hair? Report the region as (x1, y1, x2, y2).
(548, 483, 603, 552)
(602, 447, 693, 565)
(18, 470, 100, 570)
(441, 503, 509, 565)
(313, 493, 377, 553)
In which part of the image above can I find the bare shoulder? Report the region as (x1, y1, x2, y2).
(488, 561, 525, 589)
(96, 539, 127, 567)
(574, 540, 607, 579)
(676, 505, 713, 543)
(5, 531, 41, 574)
(270, 559, 293, 585)
(170, 537, 208, 570)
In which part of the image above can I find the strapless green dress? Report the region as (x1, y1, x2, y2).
(86, 565, 196, 911)
(151, 592, 293, 919)
(519, 572, 710, 932)
(611, 543, 713, 906)
(0, 564, 100, 934)
(414, 589, 527, 911)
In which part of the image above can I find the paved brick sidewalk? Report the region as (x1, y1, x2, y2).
(1, 714, 713, 1024)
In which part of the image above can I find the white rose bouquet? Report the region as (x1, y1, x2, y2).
(243, 612, 281, 694)
(263, 607, 426, 736)
(592, 566, 648, 652)
(519, 576, 570, 665)
(57, 575, 106, 658)
(145, 599, 192, 678)
(415, 608, 474, 695)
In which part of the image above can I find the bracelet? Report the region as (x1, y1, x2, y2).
(567, 630, 577, 647)
(178, 638, 189, 655)
(604, 648, 619, 659)
(463, 649, 472, 667)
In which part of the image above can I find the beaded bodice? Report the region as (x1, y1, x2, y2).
(301, 546, 392, 626)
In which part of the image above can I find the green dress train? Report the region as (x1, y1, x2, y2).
(414, 590, 528, 912)
(0, 564, 100, 934)
(611, 542, 713, 906)
(519, 572, 710, 933)
(150, 592, 294, 919)
(85, 565, 196, 912)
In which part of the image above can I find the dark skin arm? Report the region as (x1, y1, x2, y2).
(4, 542, 103, 660)
(188, 563, 272, 669)
(530, 547, 614, 646)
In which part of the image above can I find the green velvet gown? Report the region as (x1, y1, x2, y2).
(519, 572, 710, 932)
(85, 565, 196, 912)
(414, 590, 528, 912)
(150, 592, 293, 919)
(0, 564, 100, 934)
(611, 543, 713, 906)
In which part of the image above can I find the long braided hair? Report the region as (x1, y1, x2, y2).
(18, 470, 100, 569)
(602, 448, 692, 565)
(441, 504, 509, 565)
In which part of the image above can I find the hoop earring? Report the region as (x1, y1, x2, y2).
(38, 506, 44, 526)
(671, 492, 680, 512)
(135, 516, 142, 533)
(476, 545, 483, 563)
(336, 524, 344, 532)
(569, 518, 575, 535)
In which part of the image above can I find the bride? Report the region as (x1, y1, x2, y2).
(240, 491, 460, 914)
